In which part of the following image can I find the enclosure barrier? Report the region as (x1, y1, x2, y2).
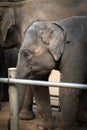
(0, 68, 87, 130)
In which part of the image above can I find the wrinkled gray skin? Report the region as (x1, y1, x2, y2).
(16, 16, 87, 130)
(19, 85, 35, 120)
(1, 1, 87, 129)
(0, 0, 87, 121)
(0, 0, 87, 48)
(0, 13, 19, 109)
(0, 48, 18, 109)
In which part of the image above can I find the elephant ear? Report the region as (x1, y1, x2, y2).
(40, 23, 65, 61)
(0, 8, 15, 42)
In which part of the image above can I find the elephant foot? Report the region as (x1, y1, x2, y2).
(37, 124, 56, 130)
(61, 127, 74, 130)
(37, 126, 56, 130)
(61, 122, 83, 130)
(77, 111, 87, 126)
(19, 110, 35, 120)
(37, 116, 57, 130)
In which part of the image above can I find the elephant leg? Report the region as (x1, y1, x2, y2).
(19, 86, 35, 120)
(0, 85, 2, 110)
(31, 86, 56, 130)
(77, 90, 87, 125)
(59, 87, 80, 130)
(0, 102, 1, 111)
(59, 65, 85, 130)
(0, 83, 3, 110)
(1, 84, 9, 102)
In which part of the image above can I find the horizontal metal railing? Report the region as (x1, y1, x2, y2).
(0, 67, 87, 130)
(0, 77, 87, 89)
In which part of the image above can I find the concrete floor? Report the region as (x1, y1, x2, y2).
(0, 102, 87, 130)
(0, 70, 87, 130)
(0, 102, 60, 130)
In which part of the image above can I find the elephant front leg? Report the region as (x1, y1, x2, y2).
(32, 86, 56, 130)
(19, 86, 35, 120)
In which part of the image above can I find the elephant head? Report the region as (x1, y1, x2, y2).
(0, 7, 15, 43)
(17, 22, 65, 79)
(0, 5, 22, 48)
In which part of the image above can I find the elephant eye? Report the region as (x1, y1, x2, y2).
(22, 50, 33, 60)
(22, 50, 30, 57)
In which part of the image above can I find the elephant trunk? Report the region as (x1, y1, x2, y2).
(0, 8, 15, 43)
(16, 64, 31, 113)
(16, 84, 26, 113)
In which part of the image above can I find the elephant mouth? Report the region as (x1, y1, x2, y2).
(25, 70, 51, 80)
(25, 71, 35, 79)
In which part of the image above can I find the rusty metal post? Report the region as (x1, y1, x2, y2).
(8, 68, 19, 130)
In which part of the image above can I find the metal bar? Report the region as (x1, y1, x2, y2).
(0, 77, 87, 89)
(8, 68, 19, 130)
(0, 78, 8, 83)
(0, 67, 87, 130)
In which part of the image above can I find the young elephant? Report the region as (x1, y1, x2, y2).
(16, 16, 87, 130)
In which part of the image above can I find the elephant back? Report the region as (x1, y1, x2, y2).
(57, 16, 87, 43)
